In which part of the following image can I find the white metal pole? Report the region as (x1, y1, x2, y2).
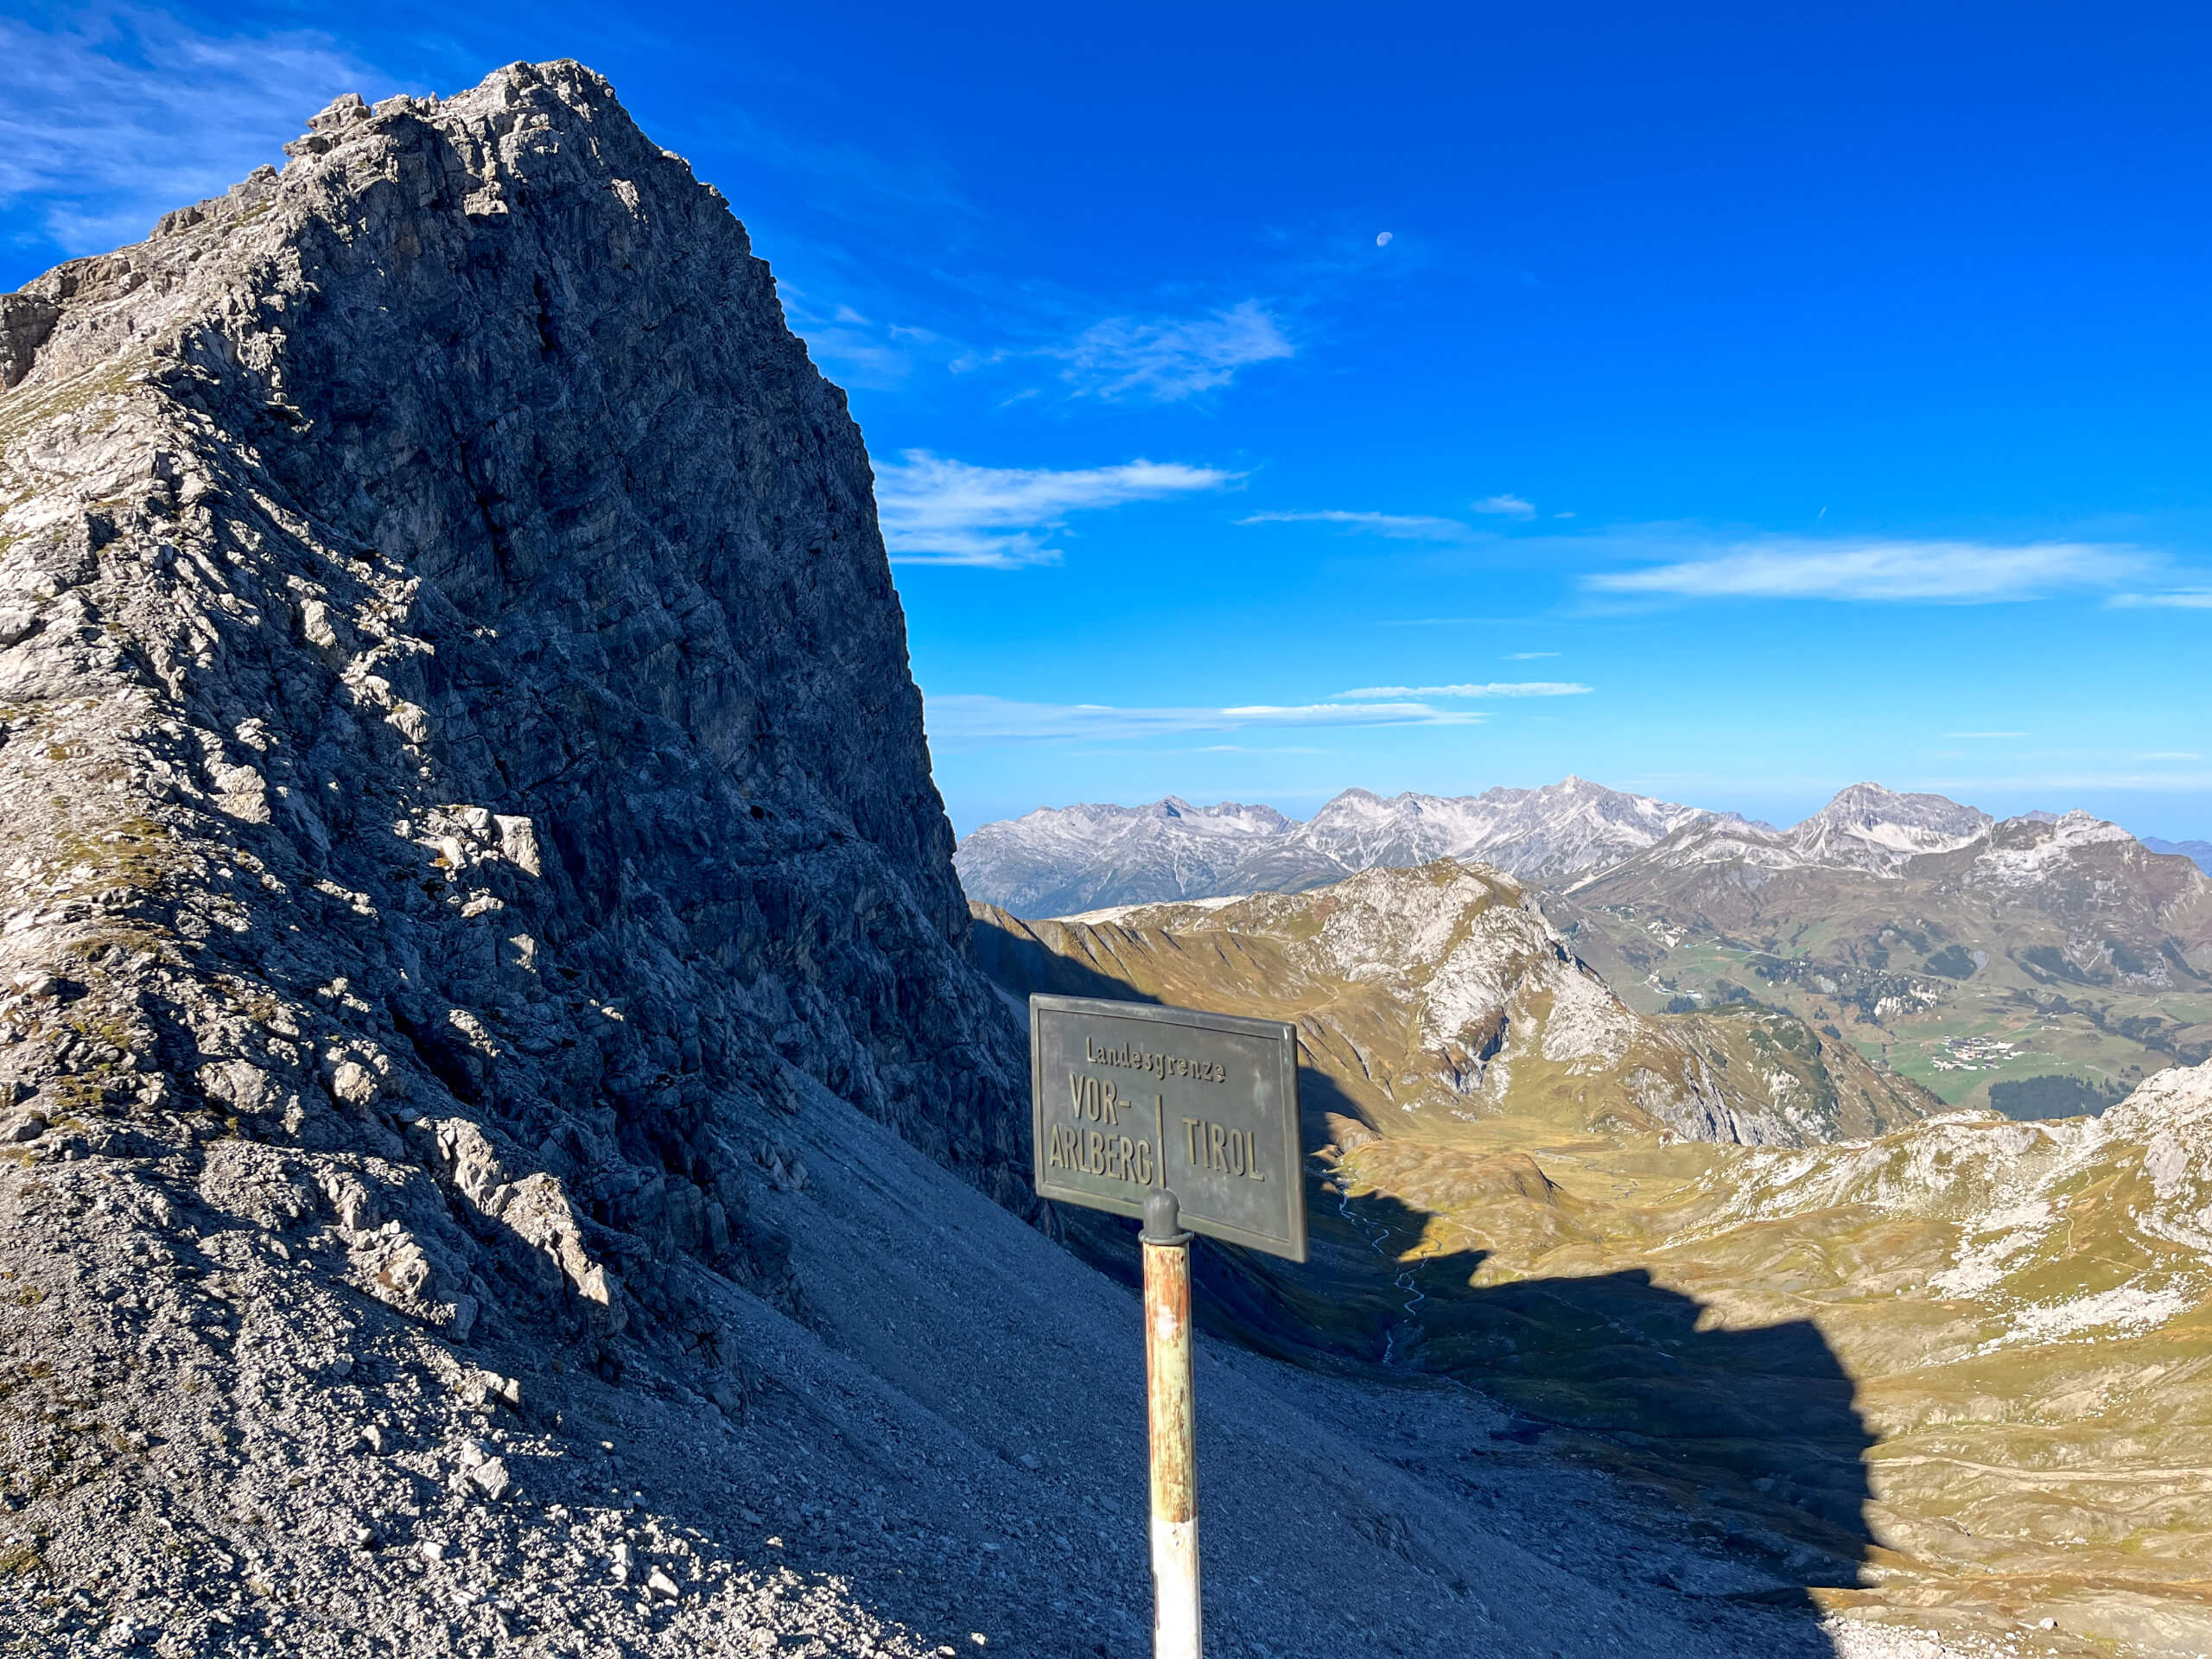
(1142, 1189, 1200, 1659)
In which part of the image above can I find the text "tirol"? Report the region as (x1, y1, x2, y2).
(1181, 1117, 1266, 1182)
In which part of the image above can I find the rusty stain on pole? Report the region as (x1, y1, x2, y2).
(1143, 1188, 1200, 1659)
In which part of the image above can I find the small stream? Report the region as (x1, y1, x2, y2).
(1332, 1179, 1426, 1364)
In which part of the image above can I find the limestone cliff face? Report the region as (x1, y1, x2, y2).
(0, 60, 1027, 1352)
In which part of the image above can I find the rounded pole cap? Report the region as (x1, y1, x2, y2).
(1142, 1188, 1192, 1243)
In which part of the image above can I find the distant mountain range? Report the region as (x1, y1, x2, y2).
(955, 777, 1722, 917)
(956, 779, 2212, 1115)
(956, 777, 2201, 912)
(955, 776, 2025, 915)
(1587, 780, 1993, 879)
(2145, 836, 2212, 874)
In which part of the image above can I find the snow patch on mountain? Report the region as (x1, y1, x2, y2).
(1974, 810, 2135, 887)
(1575, 783, 2006, 889)
(1793, 782, 1992, 867)
(957, 777, 1718, 915)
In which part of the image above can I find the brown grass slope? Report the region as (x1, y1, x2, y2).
(978, 860, 2212, 1656)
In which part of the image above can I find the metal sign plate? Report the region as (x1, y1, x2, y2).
(1030, 995, 1306, 1262)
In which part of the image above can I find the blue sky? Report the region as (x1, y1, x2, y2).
(5, 3, 2209, 837)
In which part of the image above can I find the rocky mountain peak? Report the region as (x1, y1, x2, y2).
(957, 777, 1720, 915)
(1, 56, 1029, 1389)
(1792, 782, 1993, 866)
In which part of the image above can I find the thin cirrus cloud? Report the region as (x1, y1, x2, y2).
(2108, 588, 2212, 609)
(1237, 510, 1476, 543)
(923, 694, 1482, 746)
(873, 450, 1234, 568)
(1053, 300, 1293, 401)
(777, 289, 957, 390)
(1334, 682, 1592, 698)
(1471, 494, 1537, 520)
(1586, 537, 2150, 602)
(0, 10, 386, 253)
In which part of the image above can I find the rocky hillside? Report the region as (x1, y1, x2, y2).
(0, 59, 1051, 1651)
(1320, 1053, 2212, 1656)
(1558, 807, 2212, 1112)
(975, 860, 1936, 1148)
(0, 67, 1034, 1190)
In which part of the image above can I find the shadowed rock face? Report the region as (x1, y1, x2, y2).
(0, 61, 1030, 1354)
(0, 59, 1070, 1655)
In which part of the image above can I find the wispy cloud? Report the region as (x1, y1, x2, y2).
(874, 451, 1233, 568)
(779, 287, 958, 388)
(2109, 588, 2212, 609)
(1946, 731, 2028, 739)
(1506, 651, 1560, 659)
(1240, 499, 1543, 541)
(1586, 538, 2148, 602)
(0, 10, 385, 253)
(1236, 509, 1473, 543)
(1472, 494, 1536, 519)
(1054, 300, 1292, 401)
(923, 694, 1482, 745)
(2140, 751, 2202, 760)
(1334, 682, 1592, 699)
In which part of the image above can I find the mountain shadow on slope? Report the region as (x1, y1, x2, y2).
(1988, 1072, 2129, 1120)
(978, 880, 1872, 1630)
(1065, 1175, 1872, 1637)
(968, 906, 1167, 1011)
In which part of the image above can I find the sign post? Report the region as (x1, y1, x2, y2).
(1141, 1188, 1199, 1659)
(1029, 995, 1306, 1659)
